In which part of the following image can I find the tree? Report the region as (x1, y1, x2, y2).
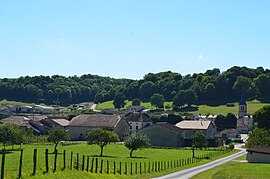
(225, 113, 237, 129)
(150, 93, 165, 109)
(192, 132, 208, 150)
(124, 133, 149, 158)
(254, 105, 270, 129)
(233, 76, 252, 96)
(0, 124, 27, 150)
(247, 128, 270, 148)
(47, 128, 69, 153)
(173, 90, 186, 108)
(132, 98, 141, 106)
(113, 92, 126, 109)
(214, 114, 226, 131)
(86, 128, 119, 156)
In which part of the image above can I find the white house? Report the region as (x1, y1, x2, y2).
(123, 112, 152, 133)
(32, 105, 55, 113)
(247, 147, 270, 163)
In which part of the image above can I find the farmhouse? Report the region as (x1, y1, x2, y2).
(67, 114, 130, 140)
(140, 122, 183, 147)
(40, 117, 70, 134)
(175, 120, 217, 146)
(124, 112, 152, 133)
(247, 147, 270, 163)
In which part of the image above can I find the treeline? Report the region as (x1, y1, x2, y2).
(1, 66, 270, 106)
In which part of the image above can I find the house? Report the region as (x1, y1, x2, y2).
(0, 116, 42, 134)
(247, 147, 270, 163)
(67, 114, 130, 141)
(40, 117, 70, 134)
(175, 120, 217, 146)
(140, 122, 183, 147)
(32, 105, 55, 114)
(127, 106, 146, 112)
(215, 128, 239, 140)
(124, 112, 152, 133)
(13, 105, 32, 113)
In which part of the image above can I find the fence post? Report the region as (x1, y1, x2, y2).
(100, 160, 103, 173)
(76, 153, 79, 170)
(119, 162, 121, 174)
(86, 156, 89, 172)
(125, 162, 127, 175)
(113, 161, 116, 174)
(131, 162, 133, 175)
(148, 162, 150, 173)
(140, 162, 142, 174)
(18, 149, 23, 178)
(70, 151, 73, 170)
(63, 150, 66, 171)
(95, 158, 98, 173)
(82, 155, 85, 171)
(53, 149, 58, 172)
(45, 149, 49, 173)
(1, 150, 6, 179)
(90, 158, 94, 173)
(107, 160, 109, 174)
(32, 149, 37, 176)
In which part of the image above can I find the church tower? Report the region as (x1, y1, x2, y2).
(238, 93, 247, 118)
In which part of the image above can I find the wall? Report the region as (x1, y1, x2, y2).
(247, 152, 270, 163)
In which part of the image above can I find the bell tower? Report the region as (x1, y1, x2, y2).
(238, 93, 247, 118)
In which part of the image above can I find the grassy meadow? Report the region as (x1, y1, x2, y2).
(0, 143, 234, 179)
(96, 100, 269, 115)
(192, 155, 270, 179)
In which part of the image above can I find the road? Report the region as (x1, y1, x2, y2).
(154, 144, 247, 179)
(90, 103, 101, 112)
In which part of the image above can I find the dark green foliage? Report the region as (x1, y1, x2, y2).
(192, 132, 208, 149)
(124, 133, 149, 158)
(113, 92, 126, 109)
(150, 113, 183, 124)
(0, 66, 270, 106)
(132, 98, 141, 106)
(247, 128, 270, 147)
(86, 128, 119, 156)
(214, 113, 237, 131)
(150, 93, 165, 109)
(0, 124, 27, 149)
(47, 128, 69, 153)
(254, 105, 270, 129)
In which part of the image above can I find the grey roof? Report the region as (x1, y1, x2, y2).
(0, 116, 30, 126)
(156, 122, 182, 133)
(68, 114, 121, 128)
(247, 147, 270, 154)
(124, 112, 152, 122)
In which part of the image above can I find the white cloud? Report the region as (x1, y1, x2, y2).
(198, 54, 203, 59)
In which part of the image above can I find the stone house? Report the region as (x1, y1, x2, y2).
(175, 120, 217, 146)
(140, 122, 183, 147)
(67, 114, 130, 141)
(124, 112, 152, 133)
(247, 147, 270, 163)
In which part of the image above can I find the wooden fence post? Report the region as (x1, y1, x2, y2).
(100, 160, 103, 173)
(82, 155, 85, 171)
(107, 160, 109, 174)
(86, 156, 89, 172)
(76, 153, 79, 170)
(125, 162, 127, 175)
(148, 162, 150, 173)
(95, 158, 98, 173)
(53, 149, 57, 172)
(18, 149, 23, 178)
(140, 162, 142, 174)
(90, 158, 94, 173)
(113, 161, 116, 174)
(70, 151, 73, 170)
(63, 150, 66, 170)
(119, 162, 121, 174)
(1, 150, 6, 179)
(32, 149, 37, 176)
(45, 149, 49, 173)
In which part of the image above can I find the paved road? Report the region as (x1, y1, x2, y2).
(90, 103, 101, 112)
(154, 144, 247, 179)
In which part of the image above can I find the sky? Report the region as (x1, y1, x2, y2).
(1, 0, 270, 79)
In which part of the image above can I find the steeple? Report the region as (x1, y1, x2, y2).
(238, 92, 247, 118)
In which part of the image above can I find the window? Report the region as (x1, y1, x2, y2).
(136, 126, 138, 130)
(130, 126, 132, 130)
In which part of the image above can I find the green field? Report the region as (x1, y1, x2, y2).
(0, 143, 234, 179)
(96, 100, 269, 115)
(192, 155, 270, 179)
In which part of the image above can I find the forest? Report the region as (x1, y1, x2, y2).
(0, 66, 270, 106)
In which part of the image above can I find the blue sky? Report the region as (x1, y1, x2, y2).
(1, 0, 270, 79)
